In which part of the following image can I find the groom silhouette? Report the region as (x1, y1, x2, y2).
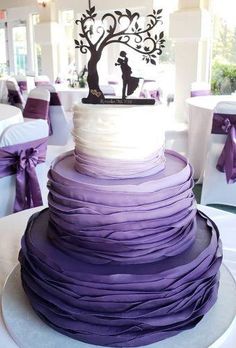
(115, 51, 139, 99)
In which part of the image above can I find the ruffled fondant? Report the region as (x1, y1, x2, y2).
(72, 104, 165, 161)
(19, 210, 222, 348)
(74, 147, 166, 179)
(47, 150, 197, 264)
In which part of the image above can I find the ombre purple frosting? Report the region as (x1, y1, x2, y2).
(19, 146, 222, 347)
(19, 209, 222, 347)
(47, 150, 196, 264)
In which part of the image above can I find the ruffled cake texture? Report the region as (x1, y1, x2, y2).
(19, 105, 222, 347)
(72, 104, 165, 179)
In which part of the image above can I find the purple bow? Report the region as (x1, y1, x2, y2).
(212, 113, 236, 183)
(0, 137, 48, 212)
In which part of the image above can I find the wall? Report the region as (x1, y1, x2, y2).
(0, 0, 33, 8)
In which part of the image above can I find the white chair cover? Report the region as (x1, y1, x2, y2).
(0, 120, 49, 217)
(26, 87, 50, 102)
(15, 75, 35, 94)
(48, 105, 70, 145)
(201, 101, 236, 206)
(42, 85, 70, 145)
(34, 75, 50, 86)
(6, 78, 25, 110)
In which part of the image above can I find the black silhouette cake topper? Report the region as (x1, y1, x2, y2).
(74, 1, 165, 104)
(115, 51, 140, 99)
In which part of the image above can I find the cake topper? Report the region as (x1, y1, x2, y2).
(74, 1, 165, 104)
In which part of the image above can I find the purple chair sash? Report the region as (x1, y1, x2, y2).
(17, 81, 27, 94)
(0, 137, 48, 212)
(8, 89, 24, 105)
(212, 113, 236, 183)
(23, 98, 49, 120)
(50, 92, 61, 106)
(47, 92, 62, 135)
(191, 90, 211, 97)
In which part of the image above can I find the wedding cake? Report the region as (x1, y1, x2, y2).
(19, 104, 222, 347)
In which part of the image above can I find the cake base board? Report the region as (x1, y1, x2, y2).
(2, 264, 236, 348)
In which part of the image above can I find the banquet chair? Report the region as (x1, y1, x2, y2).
(23, 87, 50, 121)
(43, 85, 70, 145)
(0, 120, 49, 217)
(6, 78, 25, 110)
(190, 81, 211, 97)
(15, 75, 35, 95)
(15, 75, 28, 95)
(201, 101, 236, 206)
(34, 75, 50, 86)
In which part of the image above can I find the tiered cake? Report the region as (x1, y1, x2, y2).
(19, 104, 222, 347)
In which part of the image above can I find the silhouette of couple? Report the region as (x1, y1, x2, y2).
(115, 51, 139, 99)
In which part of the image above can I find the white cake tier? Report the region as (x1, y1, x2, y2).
(73, 104, 165, 161)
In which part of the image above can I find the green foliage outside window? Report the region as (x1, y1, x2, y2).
(211, 61, 236, 95)
(211, 17, 236, 94)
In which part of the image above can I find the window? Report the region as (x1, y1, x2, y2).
(0, 22, 8, 75)
(12, 21, 27, 74)
(211, 0, 236, 94)
(32, 14, 42, 75)
(60, 10, 75, 77)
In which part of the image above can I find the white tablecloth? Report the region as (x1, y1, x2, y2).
(0, 104, 24, 137)
(186, 95, 236, 180)
(0, 205, 236, 347)
(55, 85, 89, 111)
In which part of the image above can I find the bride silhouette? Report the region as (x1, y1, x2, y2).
(115, 51, 140, 99)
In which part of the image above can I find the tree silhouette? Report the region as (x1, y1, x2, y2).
(74, 5, 165, 103)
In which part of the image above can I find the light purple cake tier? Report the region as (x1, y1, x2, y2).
(47, 150, 196, 264)
(19, 209, 222, 347)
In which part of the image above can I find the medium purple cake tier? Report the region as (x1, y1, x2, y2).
(47, 150, 196, 264)
(19, 209, 222, 347)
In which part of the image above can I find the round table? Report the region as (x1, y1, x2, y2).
(186, 95, 236, 181)
(0, 104, 24, 137)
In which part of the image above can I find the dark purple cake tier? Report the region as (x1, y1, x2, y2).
(19, 209, 222, 347)
(47, 150, 196, 264)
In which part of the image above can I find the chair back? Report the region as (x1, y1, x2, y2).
(42, 85, 69, 145)
(6, 78, 24, 110)
(15, 75, 27, 94)
(23, 87, 50, 121)
(35, 75, 50, 86)
(0, 120, 49, 217)
(201, 101, 236, 206)
(15, 75, 35, 94)
(211, 101, 236, 183)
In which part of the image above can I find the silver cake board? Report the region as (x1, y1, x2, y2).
(2, 264, 236, 348)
